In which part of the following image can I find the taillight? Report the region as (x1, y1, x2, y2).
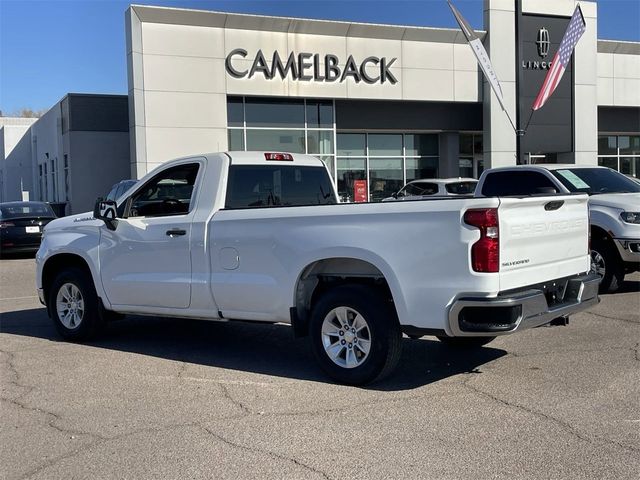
(264, 152, 293, 161)
(464, 208, 499, 273)
(0, 222, 15, 229)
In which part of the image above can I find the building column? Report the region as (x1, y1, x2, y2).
(520, 0, 598, 165)
(483, 0, 518, 168)
(438, 132, 461, 177)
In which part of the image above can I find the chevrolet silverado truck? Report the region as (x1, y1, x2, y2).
(36, 152, 599, 385)
(476, 164, 640, 293)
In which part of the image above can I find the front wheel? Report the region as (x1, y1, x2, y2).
(309, 285, 402, 385)
(436, 336, 496, 349)
(49, 267, 104, 341)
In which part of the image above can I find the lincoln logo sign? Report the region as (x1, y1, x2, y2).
(523, 27, 553, 70)
(225, 49, 398, 84)
(536, 27, 550, 58)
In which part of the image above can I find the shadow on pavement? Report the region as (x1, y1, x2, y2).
(0, 307, 507, 391)
(615, 280, 640, 293)
(0, 252, 37, 260)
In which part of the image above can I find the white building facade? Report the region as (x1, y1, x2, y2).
(0, 117, 37, 203)
(125, 0, 639, 201)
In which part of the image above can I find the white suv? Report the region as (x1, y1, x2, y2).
(383, 178, 478, 201)
(477, 164, 640, 292)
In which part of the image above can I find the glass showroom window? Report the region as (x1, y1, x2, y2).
(336, 133, 439, 202)
(226, 96, 335, 178)
(459, 133, 484, 178)
(598, 135, 640, 178)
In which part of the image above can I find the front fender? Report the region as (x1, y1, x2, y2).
(36, 223, 108, 308)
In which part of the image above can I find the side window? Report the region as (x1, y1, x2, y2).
(128, 163, 200, 218)
(481, 171, 558, 196)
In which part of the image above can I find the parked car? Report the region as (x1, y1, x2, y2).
(105, 179, 138, 201)
(0, 201, 57, 255)
(476, 164, 640, 293)
(383, 178, 478, 201)
(36, 152, 597, 385)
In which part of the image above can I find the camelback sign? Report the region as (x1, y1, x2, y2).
(225, 49, 398, 85)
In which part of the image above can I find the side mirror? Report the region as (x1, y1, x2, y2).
(392, 192, 398, 199)
(93, 197, 118, 231)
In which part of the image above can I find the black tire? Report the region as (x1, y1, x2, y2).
(309, 284, 402, 386)
(591, 237, 624, 293)
(436, 336, 496, 348)
(48, 267, 105, 341)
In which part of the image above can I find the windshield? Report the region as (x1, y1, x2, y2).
(551, 168, 640, 195)
(0, 202, 56, 219)
(445, 181, 478, 195)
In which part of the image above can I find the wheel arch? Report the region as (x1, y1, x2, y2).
(42, 254, 95, 309)
(591, 224, 612, 244)
(292, 256, 403, 337)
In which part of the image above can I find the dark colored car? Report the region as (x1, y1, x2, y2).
(0, 202, 57, 255)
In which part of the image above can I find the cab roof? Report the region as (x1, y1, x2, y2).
(225, 151, 325, 167)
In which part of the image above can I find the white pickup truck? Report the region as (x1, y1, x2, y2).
(36, 152, 599, 384)
(476, 164, 640, 292)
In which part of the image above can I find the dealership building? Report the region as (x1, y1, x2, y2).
(2, 0, 639, 209)
(125, 0, 640, 202)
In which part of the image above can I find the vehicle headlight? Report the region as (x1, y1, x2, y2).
(620, 212, 640, 224)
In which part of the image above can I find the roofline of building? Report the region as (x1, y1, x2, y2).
(597, 39, 640, 55)
(61, 93, 129, 101)
(130, 4, 640, 51)
(129, 4, 485, 43)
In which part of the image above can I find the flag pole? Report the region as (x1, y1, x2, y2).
(516, 0, 524, 163)
(522, 109, 535, 134)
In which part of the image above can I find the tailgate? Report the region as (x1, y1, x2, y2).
(498, 195, 590, 291)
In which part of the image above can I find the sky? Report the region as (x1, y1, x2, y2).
(1, 0, 639, 114)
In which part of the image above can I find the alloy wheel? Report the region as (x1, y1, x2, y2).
(321, 306, 372, 369)
(56, 283, 85, 329)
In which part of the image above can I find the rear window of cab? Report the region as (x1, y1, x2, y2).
(225, 165, 337, 209)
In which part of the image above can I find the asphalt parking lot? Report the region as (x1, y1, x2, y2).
(1, 256, 639, 479)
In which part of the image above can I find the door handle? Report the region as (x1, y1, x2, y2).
(166, 228, 186, 237)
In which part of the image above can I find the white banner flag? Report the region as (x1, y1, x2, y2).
(448, 1, 508, 113)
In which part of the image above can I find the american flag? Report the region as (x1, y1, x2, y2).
(532, 5, 586, 111)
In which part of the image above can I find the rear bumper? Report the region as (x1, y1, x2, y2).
(0, 232, 43, 252)
(448, 273, 600, 337)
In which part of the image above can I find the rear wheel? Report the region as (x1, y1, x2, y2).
(49, 267, 104, 341)
(436, 336, 496, 348)
(309, 285, 402, 385)
(591, 237, 624, 293)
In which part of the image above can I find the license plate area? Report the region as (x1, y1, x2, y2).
(500, 276, 571, 308)
(25, 226, 40, 233)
